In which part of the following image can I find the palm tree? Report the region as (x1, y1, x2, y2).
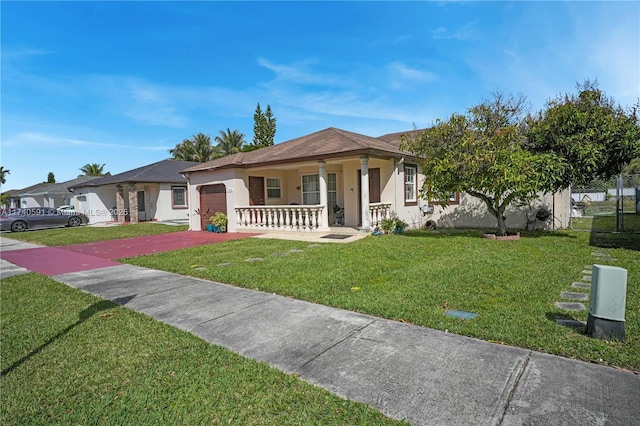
(214, 128, 246, 157)
(80, 163, 109, 176)
(169, 133, 215, 162)
(0, 166, 9, 185)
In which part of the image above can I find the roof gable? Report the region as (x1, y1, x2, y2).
(183, 127, 416, 173)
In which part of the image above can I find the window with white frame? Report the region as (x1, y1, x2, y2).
(172, 186, 187, 208)
(266, 178, 281, 199)
(302, 174, 320, 205)
(404, 165, 417, 204)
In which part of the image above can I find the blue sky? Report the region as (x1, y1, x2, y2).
(2, 1, 638, 190)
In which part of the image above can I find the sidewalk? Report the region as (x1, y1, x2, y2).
(1, 236, 638, 425)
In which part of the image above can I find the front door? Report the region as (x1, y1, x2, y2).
(137, 190, 146, 221)
(357, 168, 380, 226)
(249, 176, 265, 206)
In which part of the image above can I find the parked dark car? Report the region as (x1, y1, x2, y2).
(0, 207, 88, 232)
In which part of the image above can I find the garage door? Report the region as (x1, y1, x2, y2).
(199, 184, 227, 230)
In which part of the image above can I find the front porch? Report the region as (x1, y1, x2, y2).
(247, 225, 369, 244)
(234, 202, 392, 232)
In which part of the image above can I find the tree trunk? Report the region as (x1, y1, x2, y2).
(495, 213, 507, 236)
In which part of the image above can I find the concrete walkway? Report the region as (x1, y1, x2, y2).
(1, 236, 638, 425)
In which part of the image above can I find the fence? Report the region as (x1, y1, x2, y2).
(570, 174, 640, 233)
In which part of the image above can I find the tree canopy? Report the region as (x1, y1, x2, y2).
(214, 128, 246, 156)
(526, 80, 640, 188)
(246, 103, 276, 151)
(169, 133, 216, 162)
(0, 166, 9, 185)
(401, 93, 564, 236)
(79, 163, 109, 176)
(46, 172, 56, 183)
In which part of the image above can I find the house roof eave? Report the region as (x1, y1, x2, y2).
(185, 149, 420, 174)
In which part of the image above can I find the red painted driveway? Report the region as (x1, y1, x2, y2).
(61, 231, 258, 260)
(1, 247, 120, 276)
(0, 231, 258, 276)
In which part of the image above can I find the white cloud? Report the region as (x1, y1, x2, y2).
(4, 131, 169, 151)
(393, 35, 413, 44)
(257, 57, 344, 86)
(586, 25, 640, 107)
(388, 61, 438, 89)
(431, 22, 477, 41)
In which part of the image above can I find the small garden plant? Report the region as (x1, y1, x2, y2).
(209, 212, 228, 232)
(380, 214, 408, 234)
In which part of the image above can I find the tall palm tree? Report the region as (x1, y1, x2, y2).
(214, 128, 246, 157)
(80, 163, 109, 176)
(169, 133, 215, 162)
(0, 166, 9, 185)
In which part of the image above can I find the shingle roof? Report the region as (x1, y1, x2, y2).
(10, 182, 56, 196)
(13, 176, 101, 196)
(183, 127, 417, 173)
(72, 159, 199, 188)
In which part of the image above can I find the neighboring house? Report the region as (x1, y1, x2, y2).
(183, 127, 571, 233)
(182, 127, 426, 233)
(3, 183, 52, 208)
(68, 159, 199, 224)
(9, 176, 99, 209)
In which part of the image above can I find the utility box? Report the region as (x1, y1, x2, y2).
(586, 265, 627, 340)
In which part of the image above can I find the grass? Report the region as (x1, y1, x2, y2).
(1, 273, 405, 425)
(571, 213, 640, 233)
(2, 222, 188, 246)
(124, 229, 640, 371)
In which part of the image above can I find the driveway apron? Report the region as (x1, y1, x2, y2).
(0, 231, 257, 276)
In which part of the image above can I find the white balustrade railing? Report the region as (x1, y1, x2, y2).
(235, 205, 325, 232)
(369, 202, 391, 226)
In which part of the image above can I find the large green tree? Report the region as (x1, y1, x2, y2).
(79, 163, 109, 176)
(401, 93, 564, 236)
(246, 103, 276, 151)
(624, 158, 640, 175)
(526, 80, 640, 188)
(0, 166, 9, 185)
(169, 133, 216, 162)
(214, 128, 246, 157)
(46, 172, 56, 183)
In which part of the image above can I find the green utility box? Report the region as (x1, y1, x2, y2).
(586, 265, 627, 340)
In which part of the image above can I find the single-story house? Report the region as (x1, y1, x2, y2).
(182, 127, 571, 233)
(68, 159, 199, 224)
(3, 184, 53, 208)
(183, 127, 426, 233)
(7, 176, 100, 209)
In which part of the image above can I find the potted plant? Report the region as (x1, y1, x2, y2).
(209, 212, 228, 233)
(391, 217, 408, 234)
(380, 214, 408, 235)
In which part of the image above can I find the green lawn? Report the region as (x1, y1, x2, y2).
(124, 229, 640, 370)
(1, 274, 404, 425)
(3, 222, 188, 246)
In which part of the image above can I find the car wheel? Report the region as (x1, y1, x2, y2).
(68, 216, 82, 227)
(11, 221, 27, 232)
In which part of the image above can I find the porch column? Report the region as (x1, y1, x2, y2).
(360, 156, 370, 231)
(116, 185, 126, 223)
(318, 161, 329, 230)
(128, 183, 138, 223)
